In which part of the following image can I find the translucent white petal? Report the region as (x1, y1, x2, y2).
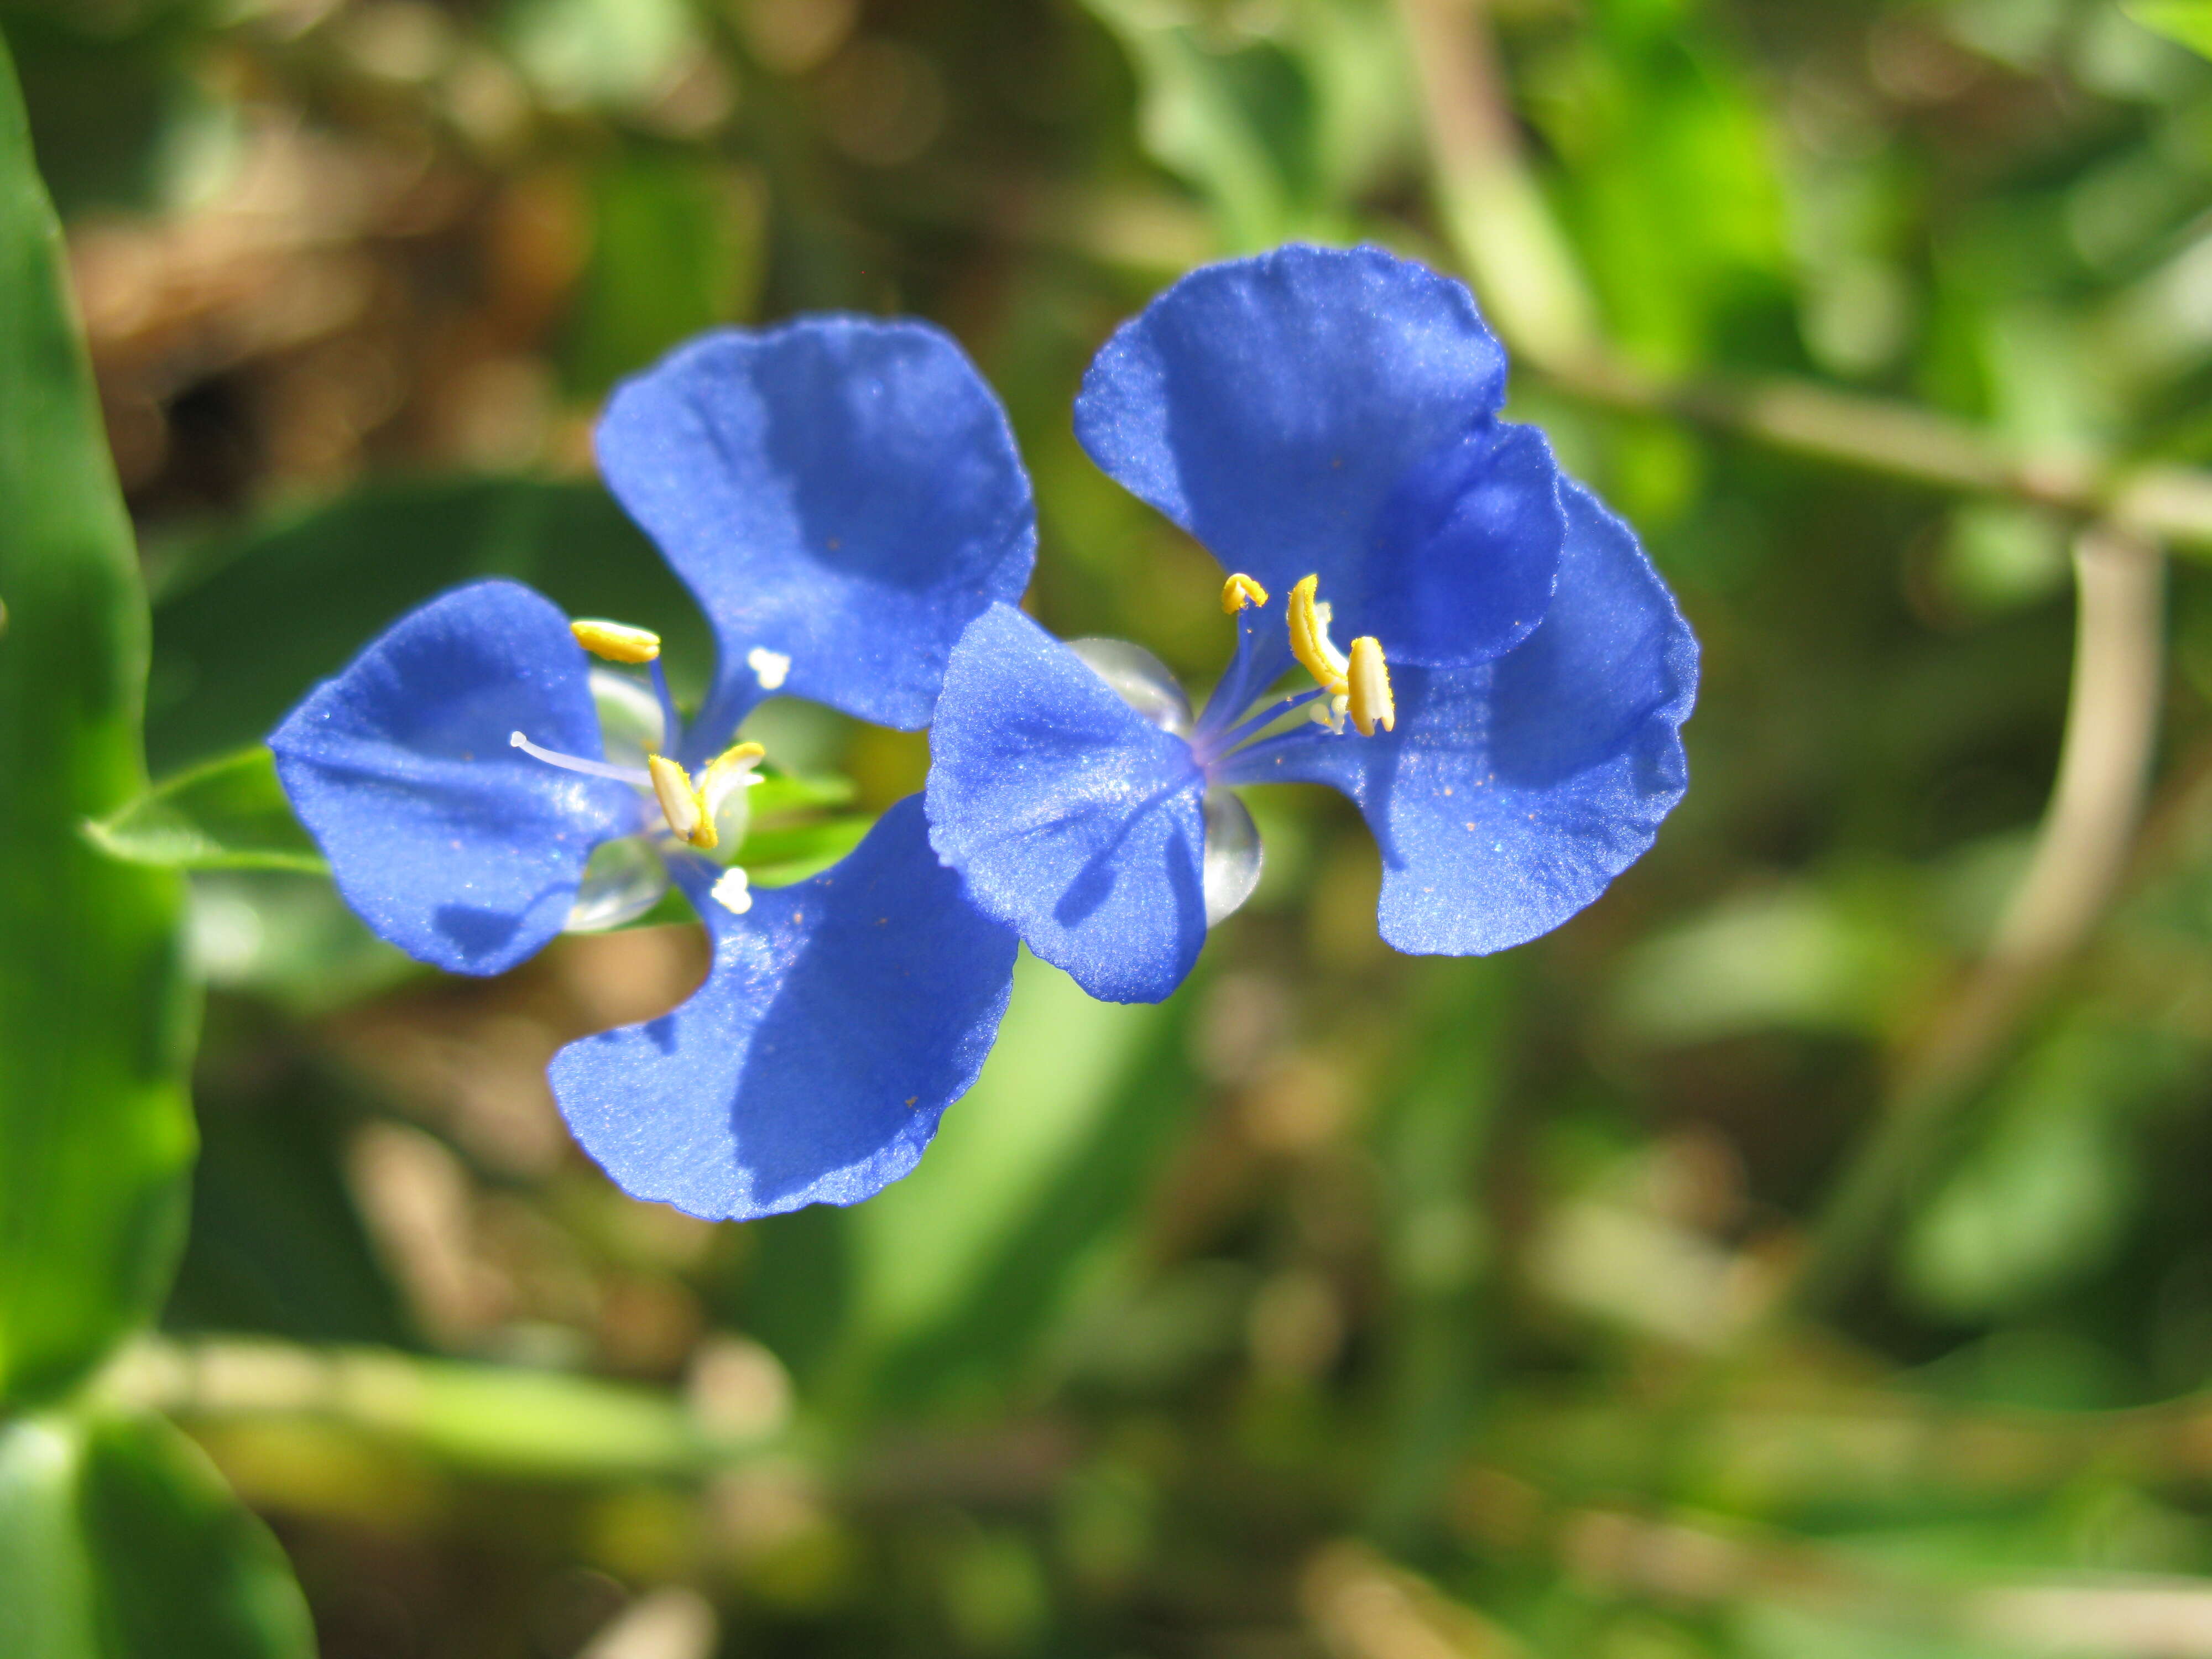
(564, 835, 671, 931)
(1067, 636, 1194, 737)
(1202, 787, 1263, 926)
(589, 666, 666, 770)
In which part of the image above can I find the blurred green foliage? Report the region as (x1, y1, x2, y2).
(10, 0, 2212, 1655)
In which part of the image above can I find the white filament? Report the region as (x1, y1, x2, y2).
(509, 731, 653, 787)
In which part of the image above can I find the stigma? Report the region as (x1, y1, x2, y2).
(1286, 575, 1393, 737)
(571, 618, 662, 664)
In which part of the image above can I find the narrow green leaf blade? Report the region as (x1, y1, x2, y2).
(0, 1412, 316, 1659)
(86, 746, 326, 873)
(0, 24, 196, 1407)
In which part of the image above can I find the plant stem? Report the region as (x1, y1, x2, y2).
(1785, 524, 2167, 1316)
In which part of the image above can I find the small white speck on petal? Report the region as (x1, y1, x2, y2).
(711, 866, 753, 915)
(747, 646, 791, 691)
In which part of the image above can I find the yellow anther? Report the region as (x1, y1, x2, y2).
(572, 619, 662, 664)
(1286, 575, 1350, 696)
(698, 740, 767, 821)
(647, 753, 717, 850)
(1221, 573, 1270, 614)
(1346, 637, 1395, 736)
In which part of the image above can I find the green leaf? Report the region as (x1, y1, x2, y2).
(1077, 0, 1407, 251)
(1082, 0, 1307, 249)
(183, 870, 418, 1014)
(2124, 1, 2212, 58)
(747, 769, 860, 818)
(564, 152, 765, 395)
(147, 476, 706, 775)
(738, 815, 874, 882)
(85, 746, 324, 873)
(0, 1411, 315, 1659)
(0, 24, 196, 1407)
(1898, 1026, 2186, 1319)
(838, 952, 1189, 1407)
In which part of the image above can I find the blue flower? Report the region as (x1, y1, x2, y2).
(924, 245, 1697, 1004)
(272, 317, 1032, 1218)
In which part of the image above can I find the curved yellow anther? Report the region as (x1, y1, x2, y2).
(698, 740, 767, 822)
(647, 753, 717, 850)
(1286, 575, 1350, 696)
(572, 618, 661, 664)
(1221, 573, 1271, 614)
(1346, 637, 1394, 736)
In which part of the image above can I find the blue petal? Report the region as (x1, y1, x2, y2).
(1362, 419, 1563, 665)
(926, 603, 1209, 1004)
(270, 580, 639, 975)
(1075, 244, 1557, 668)
(1217, 483, 1696, 954)
(548, 798, 1017, 1221)
(596, 316, 1037, 742)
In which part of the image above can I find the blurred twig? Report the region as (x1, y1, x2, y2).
(1395, 0, 2212, 550)
(1398, 0, 2176, 1308)
(1786, 525, 2167, 1313)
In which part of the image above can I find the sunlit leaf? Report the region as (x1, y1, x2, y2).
(1077, 0, 1406, 250)
(0, 1412, 315, 1659)
(747, 769, 860, 818)
(2125, 1, 2212, 59)
(0, 23, 195, 1408)
(737, 815, 874, 884)
(565, 153, 765, 395)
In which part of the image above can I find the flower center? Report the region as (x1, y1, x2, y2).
(508, 615, 774, 921)
(1281, 576, 1395, 737)
(1194, 572, 1396, 761)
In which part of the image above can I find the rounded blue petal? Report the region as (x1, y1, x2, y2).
(1074, 244, 1557, 668)
(269, 580, 638, 976)
(1363, 419, 1563, 665)
(926, 603, 1209, 1004)
(1218, 483, 1696, 954)
(596, 316, 1037, 735)
(549, 798, 1018, 1222)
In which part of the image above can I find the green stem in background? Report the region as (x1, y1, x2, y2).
(1785, 525, 2168, 1316)
(1393, 0, 2212, 552)
(107, 1337, 779, 1484)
